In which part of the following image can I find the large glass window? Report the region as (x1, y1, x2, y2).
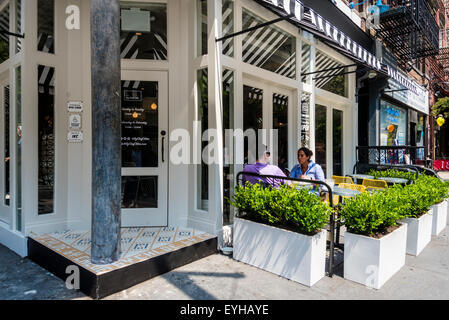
(197, 0, 207, 56)
(243, 85, 263, 164)
(315, 104, 327, 176)
(121, 81, 159, 168)
(333, 109, 343, 176)
(273, 93, 288, 172)
(15, 0, 22, 53)
(380, 100, 407, 146)
(38, 0, 55, 54)
(120, 2, 167, 60)
(223, 69, 234, 225)
(0, 3, 9, 64)
(197, 68, 208, 211)
(242, 9, 296, 79)
(222, 0, 234, 57)
(15, 65, 21, 230)
(301, 42, 312, 84)
(315, 50, 348, 98)
(38, 65, 55, 215)
(4, 86, 10, 206)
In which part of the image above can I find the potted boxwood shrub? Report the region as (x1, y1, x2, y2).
(229, 182, 331, 287)
(423, 176, 449, 236)
(368, 169, 417, 184)
(396, 180, 434, 256)
(340, 189, 407, 290)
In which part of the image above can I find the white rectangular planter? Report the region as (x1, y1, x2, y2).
(344, 223, 407, 290)
(432, 201, 448, 236)
(233, 217, 327, 287)
(400, 210, 433, 256)
(446, 198, 449, 226)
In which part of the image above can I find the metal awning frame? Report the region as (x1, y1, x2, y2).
(0, 29, 25, 39)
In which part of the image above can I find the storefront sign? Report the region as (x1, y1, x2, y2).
(385, 65, 429, 115)
(261, 0, 382, 70)
(67, 101, 83, 113)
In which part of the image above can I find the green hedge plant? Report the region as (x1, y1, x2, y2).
(368, 169, 417, 182)
(229, 182, 331, 236)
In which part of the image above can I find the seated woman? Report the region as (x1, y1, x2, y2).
(290, 147, 325, 182)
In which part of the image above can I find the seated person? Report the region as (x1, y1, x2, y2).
(243, 151, 288, 189)
(290, 147, 325, 182)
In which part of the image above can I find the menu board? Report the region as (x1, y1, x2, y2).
(121, 81, 159, 168)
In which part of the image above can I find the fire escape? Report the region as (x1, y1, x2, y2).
(435, 0, 449, 95)
(375, 0, 440, 67)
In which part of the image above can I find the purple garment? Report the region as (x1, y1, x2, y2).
(242, 163, 287, 188)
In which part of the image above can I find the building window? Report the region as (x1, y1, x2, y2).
(315, 104, 327, 176)
(197, 68, 208, 211)
(301, 42, 312, 83)
(38, 65, 55, 215)
(273, 93, 288, 172)
(0, 3, 9, 64)
(15, 0, 21, 53)
(3, 86, 10, 206)
(223, 69, 234, 225)
(222, 0, 234, 57)
(197, 0, 208, 56)
(15, 65, 21, 230)
(316, 50, 348, 98)
(38, 0, 55, 54)
(242, 9, 296, 79)
(333, 109, 343, 176)
(380, 100, 407, 147)
(243, 85, 263, 164)
(120, 2, 167, 60)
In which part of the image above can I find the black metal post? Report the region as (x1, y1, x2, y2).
(90, 0, 122, 264)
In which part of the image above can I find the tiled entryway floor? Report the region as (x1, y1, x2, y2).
(29, 227, 215, 275)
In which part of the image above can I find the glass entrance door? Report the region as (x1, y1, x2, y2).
(314, 104, 344, 178)
(121, 71, 168, 227)
(0, 83, 11, 225)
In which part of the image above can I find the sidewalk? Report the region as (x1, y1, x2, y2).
(1, 224, 449, 300)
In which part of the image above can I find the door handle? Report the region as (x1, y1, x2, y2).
(161, 131, 167, 163)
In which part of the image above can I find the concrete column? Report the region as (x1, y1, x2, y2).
(90, 0, 121, 264)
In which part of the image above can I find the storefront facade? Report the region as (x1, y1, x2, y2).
(0, 0, 361, 257)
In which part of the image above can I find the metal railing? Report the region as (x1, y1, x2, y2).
(356, 146, 429, 167)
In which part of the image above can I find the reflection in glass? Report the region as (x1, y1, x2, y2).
(301, 42, 311, 83)
(197, 69, 208, 211)
(38, 0, 54, 54)
(38, 65, 55, 215)
(315, 104, 327, 176)
(120, 2, 167, 60)
(223, 69, 234, 225)
(333, 109, 343, 176)
(0, 4, 9, 64)
(15, 66, 21, 230)
(243, 85, 263, 164)
(380, 100, 407, 147)
(122, 176, 158, 209)
(4, 86, 10, 206)
(121, 81, 159, 168)
(273, 93, 288, 172)
(222, 0, 234, 57)
(315, 50, 348, 97)
(197, 0, 207, 56)
(242, 9, 296, 79)
(15, 0, 22, 53)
